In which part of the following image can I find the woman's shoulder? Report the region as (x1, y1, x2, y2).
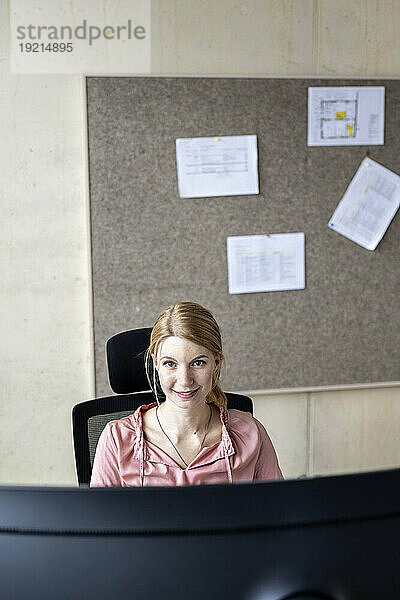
(100, 414, 135, 446)
(226, 407, 256, 422)
(103, 403, 154, 440)
(225, 407, 260, 432)
(106, 413, 136, 431)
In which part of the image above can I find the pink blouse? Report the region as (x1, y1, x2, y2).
(90, 402, 283, 487)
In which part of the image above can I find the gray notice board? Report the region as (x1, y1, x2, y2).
(87, 77, 400, 396)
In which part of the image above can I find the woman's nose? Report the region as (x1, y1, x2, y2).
(178, 366, 193, 386)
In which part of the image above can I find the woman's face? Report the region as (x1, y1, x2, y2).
(155, 336, 220, 408)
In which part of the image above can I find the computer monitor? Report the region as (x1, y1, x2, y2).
(1, 468, 399, 599)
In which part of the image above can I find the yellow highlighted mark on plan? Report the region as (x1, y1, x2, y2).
(336, 111, 346, 119)
(346, 124, 354, 137)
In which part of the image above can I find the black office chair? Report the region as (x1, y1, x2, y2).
(72, 328, 253, 486)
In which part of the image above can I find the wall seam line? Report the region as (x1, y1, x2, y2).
(312, 0, 320, 75)
(306, 391, 313, 477)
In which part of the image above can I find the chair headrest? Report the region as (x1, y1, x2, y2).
(106, 328, 152, 394)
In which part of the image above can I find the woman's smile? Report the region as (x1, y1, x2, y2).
(172, 387, 200, 399)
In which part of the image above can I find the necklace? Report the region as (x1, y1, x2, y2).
(156, 403, 213, 468)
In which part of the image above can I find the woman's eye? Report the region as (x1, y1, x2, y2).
(192, 360, 206, 367)
(163, 361, 175, 368)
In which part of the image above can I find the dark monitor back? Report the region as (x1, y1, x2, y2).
(1, 469, 400, 599)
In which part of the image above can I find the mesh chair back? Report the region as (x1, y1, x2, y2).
(73, 391, 154, 485)
(88, 411, 133, 465)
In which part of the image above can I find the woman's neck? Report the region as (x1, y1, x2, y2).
(156, 399, 213, 441)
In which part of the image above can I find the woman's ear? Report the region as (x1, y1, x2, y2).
(214, 356, 221, 370)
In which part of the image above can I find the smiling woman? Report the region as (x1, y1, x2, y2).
(90, 302, 283, 487)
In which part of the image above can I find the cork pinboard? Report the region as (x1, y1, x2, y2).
(87, 77, 400, 396)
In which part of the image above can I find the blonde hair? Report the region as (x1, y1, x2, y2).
(145, 302, 227, 408)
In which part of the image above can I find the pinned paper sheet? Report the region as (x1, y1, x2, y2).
(308, 86, 385, 146)
(328, 158, 400, 250)
(176, 135, 259, 198)
(227, 233, 305, 294)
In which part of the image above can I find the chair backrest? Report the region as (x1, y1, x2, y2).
(106, 328, 152, 394)
(72, 329, 253, 486)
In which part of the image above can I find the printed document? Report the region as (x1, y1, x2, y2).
(328, 158, 400, 250)
(308, 86, 385, 146)
(227, 232, 305, 294)
(176, 135, 259, 198)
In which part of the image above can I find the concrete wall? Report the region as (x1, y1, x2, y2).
(0, 7, 93, 484)
(252, 385, 400, 479)
(1, 0, 399, 485)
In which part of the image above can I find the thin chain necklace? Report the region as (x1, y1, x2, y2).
(156, 403, 213, 468)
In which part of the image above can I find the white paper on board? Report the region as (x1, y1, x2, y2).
(308, 86, 385, 146)
(227, 232, 305, 294)
(176, 135, 259, 198)
(328, 158, 400, 250)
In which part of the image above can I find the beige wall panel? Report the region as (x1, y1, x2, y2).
(0, 8, 93, 485)
(250, 392, 308, 479)
(316, 0, 400, 76)
(151, 0, 314, 75)
(310, 386, 400, 476)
